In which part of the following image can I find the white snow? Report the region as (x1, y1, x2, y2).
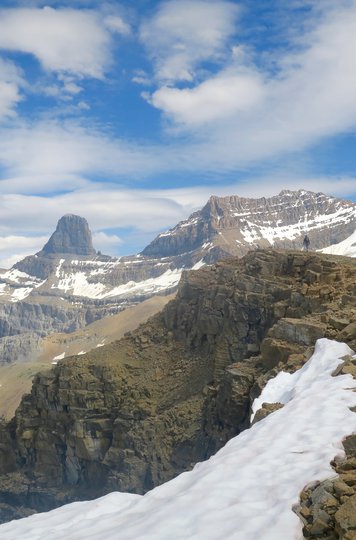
(51, 272, 106, 298)
(1, 339, 355, 540)
(55, 259, 65, 278)
(104, 269, 182, 298)
(192, 259, 205, 270)
(320, 229, 356, 257)
(0, 283, 7, 295)
(0, 269, 44, 301)
(10, 287, 33, 302)
(0, 268, 38, 284)
(240, 207, 356, 245)
(52, 352, 65, 361)
(51, 268, 182, 299)
(78, 351, 86, 356)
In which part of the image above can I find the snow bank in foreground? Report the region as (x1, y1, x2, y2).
(1, 339, 355, 540)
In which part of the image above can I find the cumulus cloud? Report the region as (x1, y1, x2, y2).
(92, 231, 122, 250)
(0, 58, 24, 119)
(0, 6, 129, 79)
(0, 234, 48, 268)
(149, 70, 264, 125)
(140, 0, 239, 83)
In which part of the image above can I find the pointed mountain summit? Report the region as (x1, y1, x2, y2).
(14, 214, 97, 279)
(41, 214, 96, 257)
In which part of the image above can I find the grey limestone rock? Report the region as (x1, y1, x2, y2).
(41, 214, 96, 257)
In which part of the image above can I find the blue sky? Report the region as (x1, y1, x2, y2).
(0, 0, 355, 266)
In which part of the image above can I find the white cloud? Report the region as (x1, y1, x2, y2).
(104, 15, 130, 36)
(92, 231, 122, 250)
(140, 0, 239, 83)
(0, 7, 129, 79)
(0, 58, 24, 118)
(0, 121, 164, 191)
(0, 234, 48, 268)
(149, 70, 264, 125)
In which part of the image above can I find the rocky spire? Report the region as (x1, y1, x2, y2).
(41, 214, 96, 257)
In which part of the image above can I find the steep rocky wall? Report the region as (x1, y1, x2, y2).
(0, 250, 355, 523)
(0, 301, 123, 341)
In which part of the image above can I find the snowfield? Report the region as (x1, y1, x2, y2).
(0, 339, 355, 540)
(320, 229, 356, 257)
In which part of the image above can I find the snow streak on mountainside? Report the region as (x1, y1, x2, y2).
(1, 339, 355, 540)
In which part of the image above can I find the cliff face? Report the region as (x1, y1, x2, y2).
(0, 250, 355, 523)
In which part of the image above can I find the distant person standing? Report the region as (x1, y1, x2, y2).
(303, 234, 310, 251)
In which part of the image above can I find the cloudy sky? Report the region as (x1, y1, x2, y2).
(0, 0, 355, 266)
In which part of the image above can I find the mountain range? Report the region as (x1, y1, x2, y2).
(0, 189, 355, 311)
(0, 188, 353, 385)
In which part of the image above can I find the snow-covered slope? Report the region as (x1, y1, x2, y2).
(320, 229, 356, 257)
(1, 339, 355, 540)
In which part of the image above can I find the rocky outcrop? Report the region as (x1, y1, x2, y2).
(0, 250, 355, 523)
(15, 215, 96, 279)
(296, 355, 356, 540)
(297, 432, 356, 539)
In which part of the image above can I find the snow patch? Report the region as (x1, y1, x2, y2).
(320, 229, 356, 257)
(52, 352, 65, 361)
(11, 287, 33, 302)
(192, 259, 205, 270)
(51, 268, 182, 299)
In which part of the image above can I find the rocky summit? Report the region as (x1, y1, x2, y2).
(41, 214, 96, 257)
(0, 249, 355, 523)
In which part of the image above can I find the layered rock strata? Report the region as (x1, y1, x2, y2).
(0, 250, 355, 523)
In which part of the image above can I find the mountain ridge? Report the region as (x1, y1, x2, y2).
(0, 189, 353, 367)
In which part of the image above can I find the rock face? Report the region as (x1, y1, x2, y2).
(42, 214, 96, 257)
(297, 432, 356, 539)
(0, 250, 355, 523)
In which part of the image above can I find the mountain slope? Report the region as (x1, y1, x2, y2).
(0, 294, 173, 419)
(0, 339, 355, 540)
(0, 250, 355, 524)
